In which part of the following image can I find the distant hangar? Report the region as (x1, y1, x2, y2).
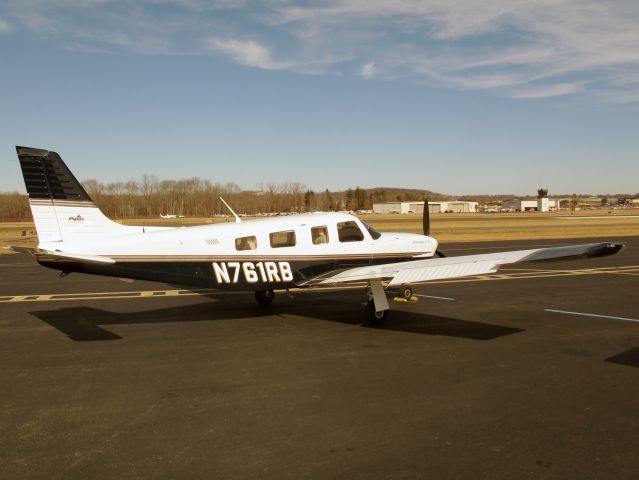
(373, 201, 478, 214)
(502, 199, 559, 212)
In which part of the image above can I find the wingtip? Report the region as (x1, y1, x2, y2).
(603, 242, 625, 256)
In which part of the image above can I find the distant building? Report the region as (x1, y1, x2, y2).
(577, 197, 605, 206)
(616, 197, 637, 206)
(502, 199, 558, 212)
(373, 201, 478, 214)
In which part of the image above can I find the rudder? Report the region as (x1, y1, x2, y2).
(16, 146, 129, 243)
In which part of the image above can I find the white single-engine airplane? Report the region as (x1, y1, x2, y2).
(14, 146, 624, 324)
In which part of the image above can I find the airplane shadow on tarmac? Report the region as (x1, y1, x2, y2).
(605, 347, 639, 368)
(28, 292, 524, 342)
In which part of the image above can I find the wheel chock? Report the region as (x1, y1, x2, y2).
(393, 296, 418, 303)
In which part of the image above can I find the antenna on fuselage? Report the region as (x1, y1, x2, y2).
(220, 197, 242, 223)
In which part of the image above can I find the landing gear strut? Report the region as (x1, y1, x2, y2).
(366, 280, 389, 325)
(255, 289, 274, 306)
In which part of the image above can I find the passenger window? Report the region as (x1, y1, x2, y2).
(270, 230, 296, 248)
(337, 221, 364, 242)
(311, 226, 329, 245)
(235, 236, 257, 251)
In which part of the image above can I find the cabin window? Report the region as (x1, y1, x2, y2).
(235, 236, 257, 251)
(361, 220, 381, 240)
(311, 226, 329, 245)
(270, 230, 296, 248)
(337, 221, 364, 242)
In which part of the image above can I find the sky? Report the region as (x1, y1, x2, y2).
(0, 0, 638, 196)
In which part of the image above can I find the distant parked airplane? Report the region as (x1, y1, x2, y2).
(13, 146, 624, 323)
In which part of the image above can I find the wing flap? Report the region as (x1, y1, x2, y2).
(388, 259, 502, 285)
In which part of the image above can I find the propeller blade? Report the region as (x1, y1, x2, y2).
(423, 198, 430, 236)
(424, 198, 445, 257)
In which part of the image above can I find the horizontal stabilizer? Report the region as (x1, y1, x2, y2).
(6, 245, 115, 264)
(6, 246, 38, 255)
(37, 250, 116, 265)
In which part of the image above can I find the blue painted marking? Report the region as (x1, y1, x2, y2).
(545, 309, 639, 324)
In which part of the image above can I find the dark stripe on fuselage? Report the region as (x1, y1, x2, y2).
(106, 252, 429, 262)
(36, 254, 423, 291)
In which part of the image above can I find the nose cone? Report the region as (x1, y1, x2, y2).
(407, 233, 437, 254)
(376, 232, 437, 256)
(427, 235, 439, 253)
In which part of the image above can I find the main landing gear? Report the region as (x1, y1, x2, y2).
(366, 280, 390, 326)
(255, 289, 275, 306)
(366, 300, 388, 325)
(255, 283, 391, 325)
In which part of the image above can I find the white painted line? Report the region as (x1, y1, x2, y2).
(554, 215, 639, 219)
(545, 309, 639, 324)
(500, 267, 559, 272)
(414, 293, 455, 301)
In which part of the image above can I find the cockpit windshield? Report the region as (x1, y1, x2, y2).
(361, 220, 381, 240)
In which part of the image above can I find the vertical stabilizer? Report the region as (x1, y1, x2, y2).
(16, 146, 129, 243)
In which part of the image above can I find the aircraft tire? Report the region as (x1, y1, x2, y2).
(366, 300, 388, 326)
(255, 289, 275, 306)
(399, 286, 413, 300)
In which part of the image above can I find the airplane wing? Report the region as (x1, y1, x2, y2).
(302, 242, 624, 287)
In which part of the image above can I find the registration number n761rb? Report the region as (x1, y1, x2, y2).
(212, 261, 294, 284)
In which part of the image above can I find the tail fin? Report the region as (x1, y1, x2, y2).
(16, 146, 129, 243)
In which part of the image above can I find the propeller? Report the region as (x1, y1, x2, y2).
(423, 198, 446, 258)
(423, 198, 430, 236)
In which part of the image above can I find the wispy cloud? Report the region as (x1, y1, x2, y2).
(0, 17, 10, 33)
(360, 61, 375, 79)
(508, 83, 585, 99)
(206, 37, 289, 70)
(2, 1, 639, 102)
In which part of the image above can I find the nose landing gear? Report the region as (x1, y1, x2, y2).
(399, 286, 413, 300)
(393, 285, 417, 302)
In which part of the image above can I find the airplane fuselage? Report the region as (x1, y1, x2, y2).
(36, 212, 438, 290)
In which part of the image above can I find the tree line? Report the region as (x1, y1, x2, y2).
(0, 175, 437, 221)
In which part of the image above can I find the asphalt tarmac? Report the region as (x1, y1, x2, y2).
(1, 237, 638, 479)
